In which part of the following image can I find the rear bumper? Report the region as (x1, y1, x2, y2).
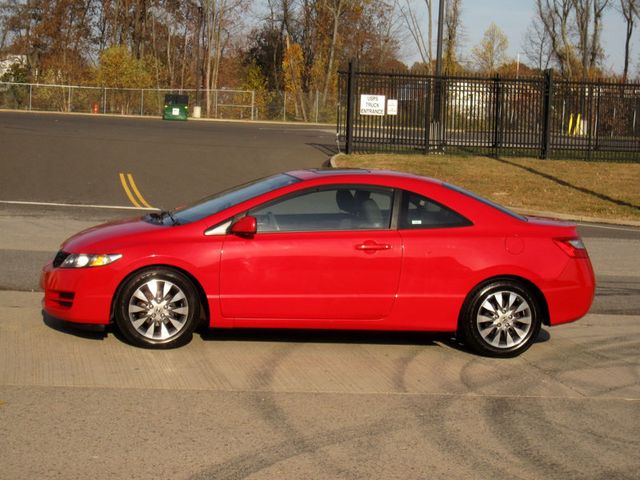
(545, 258, 596, 326)
(40, 262, 115, 325)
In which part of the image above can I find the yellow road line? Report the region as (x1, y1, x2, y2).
(126, 173, 153, 209)
(119, 173, 142, 208)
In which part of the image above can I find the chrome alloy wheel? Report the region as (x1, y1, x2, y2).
(127, 279, 189, 341)
(475, 290, 532, 350)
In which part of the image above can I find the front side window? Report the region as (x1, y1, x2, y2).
(399, 191, 472, 229)
(250, 186, 394, 233)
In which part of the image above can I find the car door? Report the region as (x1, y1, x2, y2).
(394, 189, 476, 330)
(219, 185, 402, 321)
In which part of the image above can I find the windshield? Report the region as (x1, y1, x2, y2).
(170, 174, 300, 224)
(444, 183, 527, 221)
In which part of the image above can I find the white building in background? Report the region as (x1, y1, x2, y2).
(0, 55, 27, 78)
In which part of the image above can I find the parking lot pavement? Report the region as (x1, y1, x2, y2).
(0, 207, 639, 479)
(0, 290, 638, 480)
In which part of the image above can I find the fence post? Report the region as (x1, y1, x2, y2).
(140, 89, 144, 116)
(345, 61, 355, 154)
(283, 91, 287, 122)
(540, 69, 554, 159)
(493, 74, 502, 153)
(424, 78, 432, 154)
(250, 90, 255, 120)
(102, 88, 107, 114)
(29, 84, 32, 111)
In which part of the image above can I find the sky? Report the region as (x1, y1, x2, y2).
(402, 0, 634, 75)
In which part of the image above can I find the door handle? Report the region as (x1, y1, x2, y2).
(355, 241, 392, 251)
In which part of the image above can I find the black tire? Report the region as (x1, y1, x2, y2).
(459, 280, 542, 358)
(114, 267, 199, 349)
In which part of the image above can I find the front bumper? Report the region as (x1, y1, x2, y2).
(41, 261, 116, 325)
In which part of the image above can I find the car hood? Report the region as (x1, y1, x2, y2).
(61, 216, 163, 252)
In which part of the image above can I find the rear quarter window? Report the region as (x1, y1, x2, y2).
(400, 190, 472, 229)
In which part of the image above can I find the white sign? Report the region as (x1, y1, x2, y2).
(172, 108, 180, 115)
(360, 94, 385, 116)
(386, 99, 398, 115)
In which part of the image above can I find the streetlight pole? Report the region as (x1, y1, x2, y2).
(433, 0, 446, 150)
(435, 0, 445, 79)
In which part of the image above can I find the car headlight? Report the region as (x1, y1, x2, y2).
(60, 253, 123, 268)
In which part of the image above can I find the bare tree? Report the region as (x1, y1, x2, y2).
(397, 0, 432, 69)
(472, 22, 509, 73)
(321, 0, 345, 104)
(444, 0, 462, 74)
(536, 0, 610, 79)
(200, 0, 246, 114)
(536, 0, 576, 77)
(523, 19, 553, 70)
(618, 0, 638, 81)
(572, 0, 610, 77)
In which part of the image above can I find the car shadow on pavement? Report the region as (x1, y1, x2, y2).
(438, 328, 550, 355)
(198, 326, 444, 348)
(42, 310, 108, 340)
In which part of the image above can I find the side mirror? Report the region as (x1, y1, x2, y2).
(230, 216, 257, 236)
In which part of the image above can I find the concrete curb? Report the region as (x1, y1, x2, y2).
(329, 152, 344, 168)
(327, 152, 640, 228)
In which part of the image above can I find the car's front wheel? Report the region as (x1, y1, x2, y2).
(460, 280, 542, 358)
(115, 267, 199, 348)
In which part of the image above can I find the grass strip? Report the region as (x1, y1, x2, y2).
(335, 154, 640, 222)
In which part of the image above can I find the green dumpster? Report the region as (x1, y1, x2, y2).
(162, 94, 189, 121)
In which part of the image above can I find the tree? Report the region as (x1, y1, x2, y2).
(535, 0, 610, 79)
(443, 0, 463, 74)
(472, 22, 509, 73)
(397, 0, 433, 70)
(96, 45, 152, 88)
(536, 0, 576, 77)
(618, 0, 639, 81)
(523, 18, 553, 70)
(242, 61, 271, 119)
(283, 35, 307, 120)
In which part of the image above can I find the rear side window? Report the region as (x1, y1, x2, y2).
(399, 190, 472, 229)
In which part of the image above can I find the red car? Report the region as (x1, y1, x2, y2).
(41, 169, 595, 357)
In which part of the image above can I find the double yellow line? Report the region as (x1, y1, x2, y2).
(119, 173, 154, 209)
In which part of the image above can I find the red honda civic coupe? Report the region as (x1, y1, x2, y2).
(41, 169, 595, 357)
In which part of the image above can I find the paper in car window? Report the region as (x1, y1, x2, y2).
(412, 220, 422, 224)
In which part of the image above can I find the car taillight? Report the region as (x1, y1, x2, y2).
(553, 237, 589, 258)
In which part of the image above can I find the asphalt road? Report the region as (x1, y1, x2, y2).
(0, 112, 639, 480)
(0, 111, 337, 208)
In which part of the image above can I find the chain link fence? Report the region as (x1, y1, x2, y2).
(0, 82, 338, 123)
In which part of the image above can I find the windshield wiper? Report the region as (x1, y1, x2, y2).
(161, 210, 180, 225)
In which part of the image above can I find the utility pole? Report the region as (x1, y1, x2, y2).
(433, 0, 446, 150)
(435, 0, 445, 79)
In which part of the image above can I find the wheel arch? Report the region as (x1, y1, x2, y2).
(457, 274, 550, 332)
(110, 264, 210, 326)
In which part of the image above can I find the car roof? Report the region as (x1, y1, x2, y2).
(288, 168, 443, 186)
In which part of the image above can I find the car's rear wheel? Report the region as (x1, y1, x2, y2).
(460, 280, 541, 358)
(115, 268, 199, 348)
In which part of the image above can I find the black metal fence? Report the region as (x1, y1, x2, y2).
(337, 63, 640, 161)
